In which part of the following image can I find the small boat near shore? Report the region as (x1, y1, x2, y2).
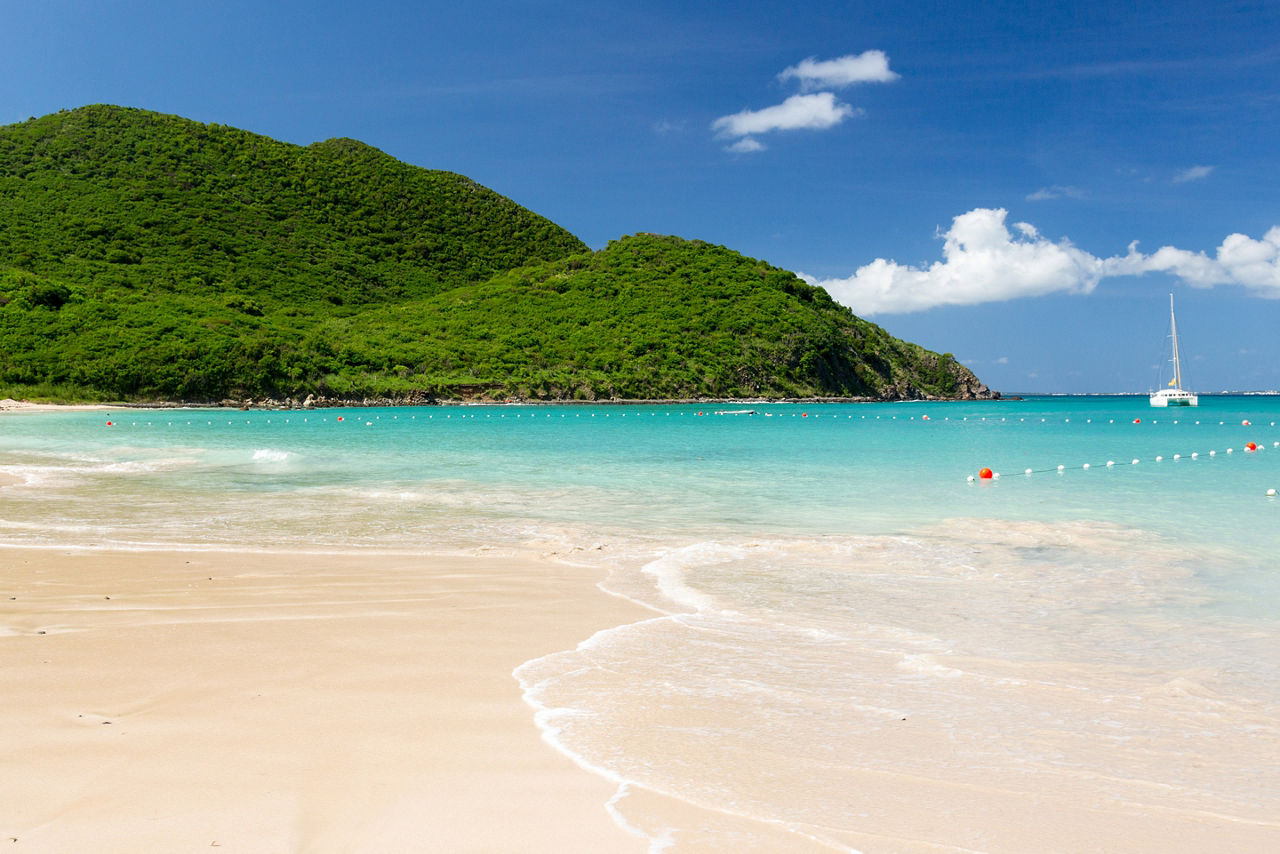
(1150, 294, 1198, 407)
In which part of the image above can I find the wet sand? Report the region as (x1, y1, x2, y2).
(0, 547, 649, 853)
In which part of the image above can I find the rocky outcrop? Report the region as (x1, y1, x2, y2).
(947, 363, 1000, 400)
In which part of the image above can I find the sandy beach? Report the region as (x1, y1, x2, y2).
(0, 399, 114, 412)
(0, 547, 651, 853)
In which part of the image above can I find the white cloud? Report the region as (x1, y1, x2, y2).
(712, 92, 857, 139)
(726, 137, 766, 153)
(711, 50, 895, 151)
(800, 208, 1105, 315)
(1105, 227, 1280, 296)
(1173, 164, 1215, 183)
(1026, 185, 1086, 201)
(801, 209, 1280, 315)
(778, 51, 900, 90)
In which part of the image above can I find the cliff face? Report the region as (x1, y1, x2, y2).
(950, 363, 998, 400)
(883, 365, 997, 401)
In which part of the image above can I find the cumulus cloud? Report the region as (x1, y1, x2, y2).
(800, 208, 1105, 315)
(1106, 228, 1280, 295)
(801, 209, 1280, 315)
(1173, 164, 1215, 183)
(778, 51, 899, 90)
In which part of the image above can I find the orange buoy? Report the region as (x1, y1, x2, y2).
(1246, 442, 1258, 451)
(978, 467, 993, 479)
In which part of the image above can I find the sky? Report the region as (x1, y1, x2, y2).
(3, 0, 1278, 393)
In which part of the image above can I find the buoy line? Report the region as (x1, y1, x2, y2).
(100, 411, 1280, 434)
(970, 440, 1278, 483)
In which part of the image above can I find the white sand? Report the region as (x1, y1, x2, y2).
(0, 399, 114, 411)
(0, 548, 650, 853)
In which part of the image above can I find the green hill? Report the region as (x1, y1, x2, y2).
(0, 105, 586, 307)
(0, 106, 994, 403)
(327, 234, 993, 401)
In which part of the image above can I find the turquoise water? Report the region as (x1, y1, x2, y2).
(3, 397, 1279, 850)
(4, 397, 1277, 548)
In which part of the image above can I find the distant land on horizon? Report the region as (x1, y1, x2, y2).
(0, 105, 996, 405)
(1005, 390, 1280, 398)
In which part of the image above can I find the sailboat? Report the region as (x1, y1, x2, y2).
(1150, 293, 1198, 407)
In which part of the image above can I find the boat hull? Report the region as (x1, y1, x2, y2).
(1150, 389, 1198, 407)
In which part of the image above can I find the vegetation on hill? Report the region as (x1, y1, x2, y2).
(317, 234, 988, 401)
(0, 105, 586, 307)
(0, 106, 993, 403)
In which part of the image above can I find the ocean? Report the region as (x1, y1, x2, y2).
(2, 396, 1278, 851)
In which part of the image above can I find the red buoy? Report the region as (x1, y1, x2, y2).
(1243, 420, 1252, 426)
(1133, 418, 1141, 424)
(978, 467, 993, 479)
(1246, 442, 1258, 451)
(337, 416, 344, 421)
(106, 421, 113, 426)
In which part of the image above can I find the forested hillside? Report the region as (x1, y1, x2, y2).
(0, 106, 994, 403)
(342, 233, 990, 401)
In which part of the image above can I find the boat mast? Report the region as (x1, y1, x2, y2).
(1169, 293, 1182, 390)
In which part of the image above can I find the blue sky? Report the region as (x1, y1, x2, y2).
(3, 0, 1278, 393)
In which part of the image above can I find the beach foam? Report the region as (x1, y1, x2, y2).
(520, 521, 1280, 850)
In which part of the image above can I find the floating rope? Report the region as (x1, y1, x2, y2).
(970, 440, 1279, 493)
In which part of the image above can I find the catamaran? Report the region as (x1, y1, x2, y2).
(1150, 293, 1198, 407)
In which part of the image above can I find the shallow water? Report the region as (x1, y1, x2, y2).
(3, 397, 1279, 850)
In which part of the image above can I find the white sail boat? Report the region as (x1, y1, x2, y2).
(1150, 293, 1198, 407)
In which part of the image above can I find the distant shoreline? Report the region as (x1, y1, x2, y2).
(10, 391, 1280, 413)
